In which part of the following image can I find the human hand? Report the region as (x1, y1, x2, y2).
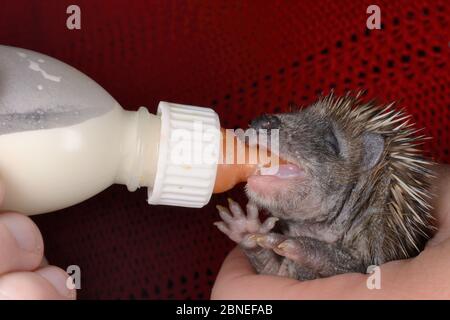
(211, 164, 450, 299)
(0, 184, 76, 300)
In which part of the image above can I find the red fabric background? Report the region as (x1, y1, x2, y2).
(0, 0, 448, 299)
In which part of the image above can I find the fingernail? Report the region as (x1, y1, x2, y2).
(0, 213, 42, 253)
(37, 267, 75, 299)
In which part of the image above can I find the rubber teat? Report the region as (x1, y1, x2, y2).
(213, 129, 285, 193)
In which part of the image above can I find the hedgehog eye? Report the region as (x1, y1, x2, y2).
(324, 129, 340, 156)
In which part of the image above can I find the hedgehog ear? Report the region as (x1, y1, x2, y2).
(361, 132, 384, 170)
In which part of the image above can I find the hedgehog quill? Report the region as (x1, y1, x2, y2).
(214, 92, 435, 280)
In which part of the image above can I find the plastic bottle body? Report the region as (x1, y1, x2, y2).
(0, 45, 162, 215)
(0, 105, 161, 215)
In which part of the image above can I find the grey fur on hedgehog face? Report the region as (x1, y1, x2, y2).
(245, 100, 385, 223)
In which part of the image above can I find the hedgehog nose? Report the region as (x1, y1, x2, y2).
(250, 114, 281, 130)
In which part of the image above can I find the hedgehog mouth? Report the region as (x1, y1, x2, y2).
(241, 130, 306, 194)
(247, 162, 305, 196)
(247, 150, 306, 195)
(257, 163, 305, 178)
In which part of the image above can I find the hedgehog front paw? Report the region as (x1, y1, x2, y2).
(214, 198, 278, 249)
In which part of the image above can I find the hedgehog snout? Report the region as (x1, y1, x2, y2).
(250, 114, 281, 131)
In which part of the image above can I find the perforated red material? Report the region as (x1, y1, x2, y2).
(0, 0, 448, 299)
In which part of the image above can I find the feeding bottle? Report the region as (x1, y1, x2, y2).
(0, 45, 280, 215)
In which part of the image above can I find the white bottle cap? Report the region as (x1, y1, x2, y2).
(147, 101, 221, 207)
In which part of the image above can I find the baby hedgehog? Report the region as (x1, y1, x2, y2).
(215, 92, 435, 280)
